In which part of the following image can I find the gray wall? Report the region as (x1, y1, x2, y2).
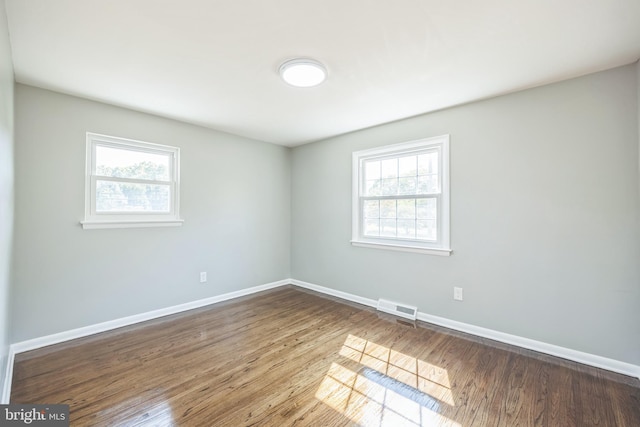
(11, 85, 291, 342)
(0, 0, 13, 394)
(7, 55, 640, 368)
(291, 64, 640, 365)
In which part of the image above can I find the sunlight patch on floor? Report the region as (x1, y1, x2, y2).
(316, 335, 460, 426)
(339, 334, 455, 406)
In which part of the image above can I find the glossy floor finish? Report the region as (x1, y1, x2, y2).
(11, 286, 640, 426)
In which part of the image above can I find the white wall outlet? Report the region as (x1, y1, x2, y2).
(453, 287, 463, 301)
(200, 272, 207, 283)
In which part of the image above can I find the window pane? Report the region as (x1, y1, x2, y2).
(96, 145, 170, 181)
(398, 177, 417, 195)
(364, 219, 380, 236)
(364, 200, 380, 218)
(365, 160, 381, 181)
(418, 175, 439, 194)
(398, 155, 417, 177)
(365, 179, 381, 196)
(381, 178, 398, 196)
(418, 152, 438, 175)
(417, 198, 437, 219)
(381, 159, 398, 179)
(96, 180, 170, 212)
(380, 219, 396, 237)
(397, 219, 416, 239)
(397, 199, 415, 219)
(380, 200, 396, 218)
(417, 220, 437, 241)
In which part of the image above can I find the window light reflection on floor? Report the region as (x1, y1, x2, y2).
(315, 334, 460, 426)
(99, 399, 174, 426)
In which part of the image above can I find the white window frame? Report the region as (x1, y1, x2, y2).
(81, 132, 183, 229)
(351, 135, 451, 256)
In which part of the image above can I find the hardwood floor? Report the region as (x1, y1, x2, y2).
(11, 286, 640, 426)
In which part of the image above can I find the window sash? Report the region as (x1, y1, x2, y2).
(359, 147, 441, 198)
(90, 176, 176, 215)
(359, 194, 441, 244)
(91, 141, 175, 180)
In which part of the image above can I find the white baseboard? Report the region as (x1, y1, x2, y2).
(291, 279, 640, 379)
(10, 279, 289, 355)
(416, 311, 640, 379)
(1, 349, 15, 404)
(291, 279, 378, 308)
(3, 277, 638, 403)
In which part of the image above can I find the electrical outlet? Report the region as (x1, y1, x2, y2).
(200, 272, 207, 283)
(453, 287, 463, 301)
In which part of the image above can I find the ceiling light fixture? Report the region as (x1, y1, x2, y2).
(279, 58, 327, 88)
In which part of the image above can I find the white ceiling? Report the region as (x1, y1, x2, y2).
(5, 0, 640, 146)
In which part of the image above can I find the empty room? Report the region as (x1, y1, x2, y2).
(0, 1, 639, 426)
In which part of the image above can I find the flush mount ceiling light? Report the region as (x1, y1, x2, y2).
(279, 58, 327, 88)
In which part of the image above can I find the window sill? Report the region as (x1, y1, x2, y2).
(81, 219, 184, 230)
(351, 240, 452, 256)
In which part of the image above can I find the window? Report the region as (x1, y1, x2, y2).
(82, 133, 182, 229)
(352, 135, 450, 255)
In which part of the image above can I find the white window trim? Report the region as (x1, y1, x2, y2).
(351, 135, 451, 256)
(81, 133, 183, 230)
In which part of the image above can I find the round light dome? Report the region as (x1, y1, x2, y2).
(279, 58, 327, 88)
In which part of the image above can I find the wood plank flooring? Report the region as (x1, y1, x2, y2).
(11, 286, 640, 426)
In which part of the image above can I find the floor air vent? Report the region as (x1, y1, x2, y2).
(376, 298, 418, 321)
